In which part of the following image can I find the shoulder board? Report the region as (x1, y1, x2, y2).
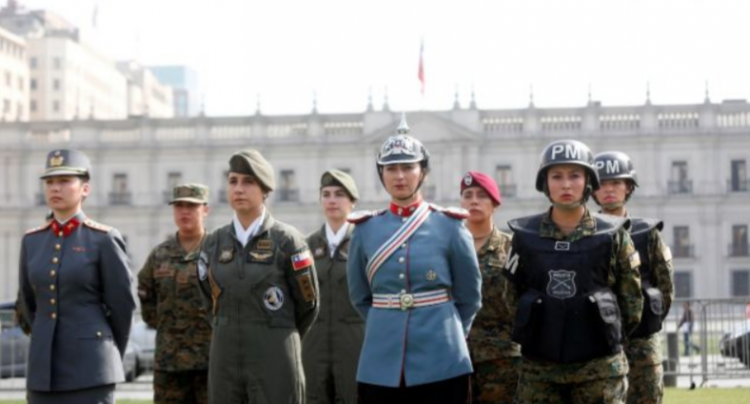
(83, 219, 112, 233)
(25, 222, 52, 235)
(429, 204, 469, 220)
(347, 210, 385, 224)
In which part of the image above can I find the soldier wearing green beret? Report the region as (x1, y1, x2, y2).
(303, 170, 364, 404)
(138, 184, 212, 404)
(197, 150, 320, 404)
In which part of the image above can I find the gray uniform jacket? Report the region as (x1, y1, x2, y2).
(18, 212, 136, 392)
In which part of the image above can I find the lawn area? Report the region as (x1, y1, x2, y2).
(664, 388, 749, 404)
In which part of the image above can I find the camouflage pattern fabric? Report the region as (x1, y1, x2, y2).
(473, 357, 521, 404)
(646, 227, 674, 320)
(153, 369, 208, 404)
(503, 208, 641, 393)
(624, 336, 664, 404)
(514, 371, 627, 404)
(138, 234, 212, 372)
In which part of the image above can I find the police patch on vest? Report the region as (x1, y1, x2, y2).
(219, 248, 234, 263)
(263, 286, 284, 311)
(554, 241, 570, 251)
(546, 270, 577, 299)
(198, 252, 209, 281)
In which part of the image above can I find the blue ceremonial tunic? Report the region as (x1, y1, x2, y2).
(347, 203, 482, 387)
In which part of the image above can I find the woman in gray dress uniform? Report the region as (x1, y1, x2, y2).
(18, 149, 137, 404)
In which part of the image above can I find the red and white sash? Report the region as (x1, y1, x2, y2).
(366, 202, 431, 284)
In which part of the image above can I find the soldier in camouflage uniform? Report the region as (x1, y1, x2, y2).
(593, 151, 674, 404)
(503, 140, 643, 404)
(138, 184, 212, 404)
(197, 150, 320, 404)
(303, 170, 364, 404)
(459, 171, 520, 404)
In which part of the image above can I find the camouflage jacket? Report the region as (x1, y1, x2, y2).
(138, 233, 212, 371)
(503, 208, 642, 382)
(624, 333, 662, 366)
(468, 227, 521, 362)
(642, 226, 674, 321)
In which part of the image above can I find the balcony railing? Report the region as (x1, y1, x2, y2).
(499, 183, 517, 198)
(35, 193, 46, 206)
(109, 192, 132, 206)
(729, 243, 750, 257)
(668, 180, 693, 195)
(277, 188, 300, 202)
(727, 179, 750, 193)
(672, 244, 695, 258)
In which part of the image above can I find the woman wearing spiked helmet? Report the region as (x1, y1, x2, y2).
(347, 115, 482, 403)
(502, 139, 643, 404)
(196, 149, 320, 404)
(593, 151, 674, 404)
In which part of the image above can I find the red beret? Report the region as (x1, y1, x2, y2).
(460, 171, 502, 206)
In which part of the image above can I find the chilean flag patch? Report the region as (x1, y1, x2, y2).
(292, 250, 313, 271)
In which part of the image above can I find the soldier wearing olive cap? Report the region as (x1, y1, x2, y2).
(197, 149, 320, 404)
(138, 183, 212, 404)
(18, 149, 136, 404)
(303, 170, 363, 404)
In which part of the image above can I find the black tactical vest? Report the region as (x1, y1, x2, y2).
(629, 218, 665, 339)
(508, 213, 627, 363)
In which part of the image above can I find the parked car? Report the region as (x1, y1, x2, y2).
(0, 301, 147, 381)
(129, 319, 156, 374)
(719, 318, 750, 368)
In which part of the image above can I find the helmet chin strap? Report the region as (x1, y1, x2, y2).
(601, 201, 625, 210)
(552, 199, 585, 211)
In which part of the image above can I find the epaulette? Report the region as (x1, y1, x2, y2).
(347, 210, 385, 224)
(25, 222, 52, 235)
(429, 204, 469, 220)
(83, 219, 112, 233)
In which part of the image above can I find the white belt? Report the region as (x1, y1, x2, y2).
(372, 289, 451, 311)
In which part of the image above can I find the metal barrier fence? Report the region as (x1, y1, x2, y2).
(1, 299, 749, 390)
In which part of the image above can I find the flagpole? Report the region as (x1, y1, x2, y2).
(418, 38, 425, 111)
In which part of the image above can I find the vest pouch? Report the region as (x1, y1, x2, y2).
(512, 289, 544, 347)
(630, 287, 664, 339)
(592, 290, 622, 351)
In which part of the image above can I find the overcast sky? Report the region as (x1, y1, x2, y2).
(22, 0, 750, 116)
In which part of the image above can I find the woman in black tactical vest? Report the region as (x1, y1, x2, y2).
(503, 139, 644, 404)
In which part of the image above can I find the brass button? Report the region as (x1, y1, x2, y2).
(398, 257, 405, 264)
(96, 331, 102, 338)
(52, 257, 58, 264)
(55, 244, 61, 251)
(57, 231, 63, 237)
(401, 218, 407, 223)
(50, 285, 55, 291)
(401, 243, 407, 249)
(50, 298, 56, 305)
(51, 313, 56, 319)
(50, 270, 56, 277)
(399, 273, 405, 279)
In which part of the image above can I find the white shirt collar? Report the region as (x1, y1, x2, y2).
(325, 222, 349, 257)
(232, 207, 266, 247)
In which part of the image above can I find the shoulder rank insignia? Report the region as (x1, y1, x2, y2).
(347, 209, 385, 224)
(429, 204, 469, 220)
(83, 219, 112, 233)
(25, 222, 53, 235)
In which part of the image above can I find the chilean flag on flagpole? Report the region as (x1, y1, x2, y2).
(418, 39, 425, 96)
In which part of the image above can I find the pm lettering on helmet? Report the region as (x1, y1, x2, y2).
(380, 136, 417, 159)
(595, 159, 621, 175)
(551, 144, 582, 161)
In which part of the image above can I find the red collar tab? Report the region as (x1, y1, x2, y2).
(389, 200, 422, 217)
(51, 218, 81, 237)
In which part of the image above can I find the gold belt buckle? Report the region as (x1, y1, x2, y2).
(399, 293, 414, 311)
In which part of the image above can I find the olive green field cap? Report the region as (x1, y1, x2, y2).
(169, 183, 209, 205)
(229, 149, 276, 191)
(320, 170, 359, 201)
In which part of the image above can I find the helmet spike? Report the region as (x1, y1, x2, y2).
(397, 112, 410, 134)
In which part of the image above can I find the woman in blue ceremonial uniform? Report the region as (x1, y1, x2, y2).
(18, 149, 137, 404)
(347, 115, 482, 403)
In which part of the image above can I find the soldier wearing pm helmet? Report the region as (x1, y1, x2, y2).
(502, 139, 643, 404)
(593, 151, 674, 404)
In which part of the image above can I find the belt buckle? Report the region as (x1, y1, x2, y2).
(399, 293, 414, 311)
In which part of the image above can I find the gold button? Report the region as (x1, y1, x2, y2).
(51, 313, 56, 319)
(50, 270, 56, 277)
(401, 218, 407, 223)
(52, 257, 58, 264)
(58, 231, 63, 237)
(399, 273, 405, 279)
(398, 257, 405, 263)
(96, 331, 102, 338)
(401, 243, 407, 249)
(50, 285, 55, 291)
(50, 298, 56, 305)
(55, 244, 61, 251)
